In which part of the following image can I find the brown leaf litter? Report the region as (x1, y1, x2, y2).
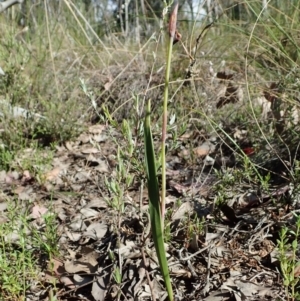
(0, 119, 298, 300)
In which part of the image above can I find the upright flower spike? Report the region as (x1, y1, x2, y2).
(161, 2, 181, 221)
(168, 3, 179, 43)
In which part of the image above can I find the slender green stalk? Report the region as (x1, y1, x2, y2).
(161, 2, 178, 221)
(161, 36, 174, 221)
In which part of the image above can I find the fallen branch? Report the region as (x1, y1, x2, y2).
(0, 0, 23, 13)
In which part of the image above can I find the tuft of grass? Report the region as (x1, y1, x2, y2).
(277, 214, 300, 301)
(0, 200, 58, 300)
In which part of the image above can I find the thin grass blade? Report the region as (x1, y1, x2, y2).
(144, 100, 173, 301)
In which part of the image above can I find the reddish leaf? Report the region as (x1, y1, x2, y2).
(242, 147, 255, 156)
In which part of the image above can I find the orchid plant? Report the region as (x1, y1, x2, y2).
(144, 3, 180, 301)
